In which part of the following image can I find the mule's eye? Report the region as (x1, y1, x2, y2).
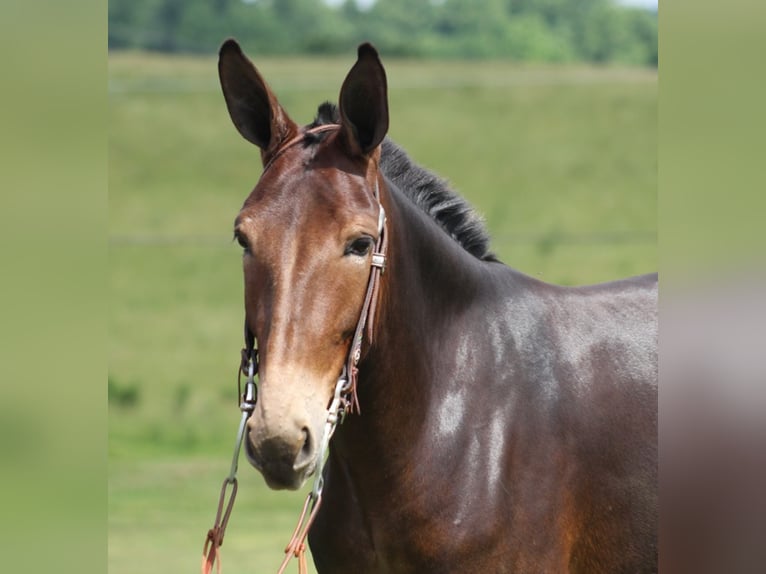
(345, 236, 374, 257)
(234, 231, 250, 252)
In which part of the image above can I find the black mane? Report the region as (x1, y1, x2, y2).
(310, 103, 495, 261)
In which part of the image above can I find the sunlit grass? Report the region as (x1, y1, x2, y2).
(109, 457, 318, 574)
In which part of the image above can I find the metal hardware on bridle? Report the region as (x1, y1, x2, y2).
(203, 122, 388, 574)
(202, 345, 258, 574)
(238, 324, 258, 407)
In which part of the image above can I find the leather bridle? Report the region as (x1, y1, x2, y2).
(242, 122, 388, 414)
(203, 123, 388, 574)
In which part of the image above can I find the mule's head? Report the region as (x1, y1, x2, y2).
(219, 40, 388, 489)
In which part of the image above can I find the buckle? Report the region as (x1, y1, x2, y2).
(371, 253, 386, 272)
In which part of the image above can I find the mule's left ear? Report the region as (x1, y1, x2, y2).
(338, 43, 389, 157)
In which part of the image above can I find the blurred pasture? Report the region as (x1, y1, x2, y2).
(109, 52, 655, 573)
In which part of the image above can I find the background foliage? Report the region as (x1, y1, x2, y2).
(109, 0, 657, 65)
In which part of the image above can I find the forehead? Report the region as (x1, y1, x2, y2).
(235, 152, 378, 231)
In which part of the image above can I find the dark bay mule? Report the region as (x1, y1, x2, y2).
(218, 40, 657, 573)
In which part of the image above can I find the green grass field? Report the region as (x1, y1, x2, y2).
(109, 52, 655, 574)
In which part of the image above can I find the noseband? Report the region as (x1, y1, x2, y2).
(204, 123, 388, 574)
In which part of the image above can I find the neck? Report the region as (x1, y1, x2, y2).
(308, 177, 514, 571)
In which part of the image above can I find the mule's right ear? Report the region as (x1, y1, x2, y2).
(338, 43, 389, 158)
(218, 39, 298, 160)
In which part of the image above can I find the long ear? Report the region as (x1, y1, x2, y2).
(338, 43, 389, 157)
(218, 39, 297, 160)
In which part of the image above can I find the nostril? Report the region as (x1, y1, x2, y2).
(301, 427, 312, 456)
(294, 427, 314, 470)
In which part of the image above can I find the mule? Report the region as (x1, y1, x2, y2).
(218, 39, 657, 573)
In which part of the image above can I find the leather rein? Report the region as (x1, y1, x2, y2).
(202, 123, 388, 574)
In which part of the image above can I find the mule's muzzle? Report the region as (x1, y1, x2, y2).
(245, 419, 317, 490)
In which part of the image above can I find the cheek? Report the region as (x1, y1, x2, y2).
(243, 266, 270, 336)
(317, 261, 373, 339)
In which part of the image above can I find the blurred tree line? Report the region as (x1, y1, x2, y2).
(109, 0, 657, 66)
